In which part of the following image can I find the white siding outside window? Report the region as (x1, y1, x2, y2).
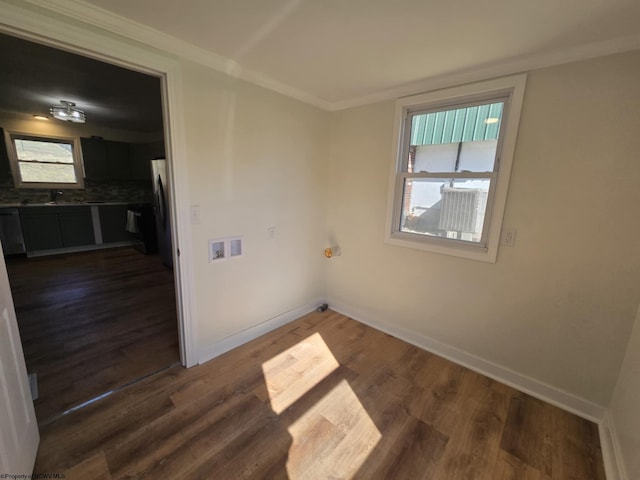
(385, 74, 527, 262)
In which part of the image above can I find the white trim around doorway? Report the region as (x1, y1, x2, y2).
(0, 1, 198, 367)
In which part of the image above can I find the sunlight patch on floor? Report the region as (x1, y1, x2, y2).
(261, 333, 381, 478)
(286, 379, 381, 478)
(261, 332, 340, 414)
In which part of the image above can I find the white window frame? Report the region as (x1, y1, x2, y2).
(5, 130, 85, 189)
(385, 74, 527, 263)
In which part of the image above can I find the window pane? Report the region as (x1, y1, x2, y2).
(15, 139, 74, 164)
(401, 177, 490, 243)
(413, 144, 457, 173)
(18, 162, 77, 183)
(407, 101, 503, 173)
(458, 140, 498, 172)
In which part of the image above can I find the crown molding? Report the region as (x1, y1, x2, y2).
(20, 0, 332, 110)
(14, 0, 640, 113)
(329, 33, 640, 111)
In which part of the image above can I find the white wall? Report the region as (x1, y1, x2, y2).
(179, 61, 329, 358)
(609, 305, 640, 479)
(325, 50, 640, 406)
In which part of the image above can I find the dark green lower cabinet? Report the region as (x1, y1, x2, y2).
(59, 208, 95, 247)
(20, 210, 64, 251)
(20, 206, 95, 252)
(99, 205, 130, 243)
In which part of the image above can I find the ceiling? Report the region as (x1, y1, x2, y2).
(74, 0, 640, 108)
(0, 32, 163, 133)
(5, 0, 640, 115)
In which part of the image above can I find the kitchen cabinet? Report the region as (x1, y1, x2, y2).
(0, 128, 13, 179)
(58, 208, 95, 247)
(129, 143, 152, 181)
(81, 137, 108, 180)
(106, 141, 131, 180)
(82, 138, 164, 182)
(81, 138, 131, 180)
(19, 206, 94, 252)
(148, 139, 165, 159)
(99, 205, 130, 243)
(19, 208, 63, 251)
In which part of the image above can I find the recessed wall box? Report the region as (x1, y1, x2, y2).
(229, 237, 243, 258)
(209, 239, 226, 262)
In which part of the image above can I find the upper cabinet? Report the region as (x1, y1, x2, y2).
(129, 142, 152, 181)
(81, 137, 130, 180)
(81, 137, 109, 180)
(106, 140, 131, 180)
(0, 128, 12, 179)
(81, 137, 163, 182)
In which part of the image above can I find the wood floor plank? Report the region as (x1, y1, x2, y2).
(364, 415, 449, 480)
(33, 310, 606, 480)
(286, 414, 345, 478)
(64, 451, 112, 480)
(105, 390, 259, 477)
(501, 394, 554, 476)
(550, 400, 607, 480)
(496, 449, 553, 480)
(432, 387, 510, 479)
(116, 393, 277, 480)
(181, 413, 290, 480)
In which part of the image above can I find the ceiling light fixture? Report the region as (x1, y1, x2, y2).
(33, 115, 49, 121)
(50, 100, 86, 123)
(484, 117, 499, 124)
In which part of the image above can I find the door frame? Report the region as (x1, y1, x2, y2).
(0, 2, 198, 367)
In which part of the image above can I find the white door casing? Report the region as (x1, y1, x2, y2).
(0, 0, 197, 367)
(0, 244, 39, 475)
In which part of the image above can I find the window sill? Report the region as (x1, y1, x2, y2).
(385, 231, 498, 263)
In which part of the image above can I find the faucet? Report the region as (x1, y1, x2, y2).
(49, 190, 63, 203)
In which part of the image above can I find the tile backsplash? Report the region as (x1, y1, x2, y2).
(0, 176, 153, 204)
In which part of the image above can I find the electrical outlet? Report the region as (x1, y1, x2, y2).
(502, 228, 517, 247)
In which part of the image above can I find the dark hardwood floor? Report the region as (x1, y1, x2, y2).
(34, 310, 605, 479)
(6, 247, 180, 423)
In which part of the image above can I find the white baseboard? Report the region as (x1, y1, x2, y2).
(198, 299, 324, 364)
(599, 410, 629, 480)
(328, 299, 606, 423)
(26, 241, 137, 258)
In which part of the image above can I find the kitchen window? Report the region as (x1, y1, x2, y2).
(5, 131, 84, 189)
(385, 75, 527, 262)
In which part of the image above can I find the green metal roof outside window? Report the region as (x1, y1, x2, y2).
(410, 101, 504, 146)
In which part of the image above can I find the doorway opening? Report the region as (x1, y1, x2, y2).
(0, 31, 182, 424)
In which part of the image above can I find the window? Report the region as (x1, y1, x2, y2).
(386, 75, 527, 262)
(5, 131, 84, 189)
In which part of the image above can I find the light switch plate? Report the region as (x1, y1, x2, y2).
(191, 205, 201, 224)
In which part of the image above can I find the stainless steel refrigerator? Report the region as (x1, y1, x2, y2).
(151, 159, 173, 269)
